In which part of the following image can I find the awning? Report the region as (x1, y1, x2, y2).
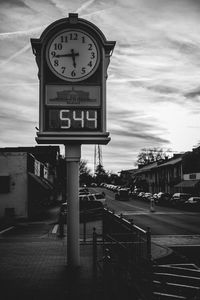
(28, 172, 54, 191)
(175, 180, 200, 188)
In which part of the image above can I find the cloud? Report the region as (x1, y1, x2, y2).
(76, 0, 95, 14)
(185, 88, 200, 99)
(0, 43, 31, 68)
(111, 128, 169, 144)
(0, 26, 45, 40)
(0, 0, 200, 173)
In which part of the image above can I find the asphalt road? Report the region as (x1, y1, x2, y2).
(91, 187, 200, 266)
(3, 188, 200, 240)
(91, 187, 200, 237)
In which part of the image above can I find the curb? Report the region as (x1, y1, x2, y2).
(0, 226, 15, 235)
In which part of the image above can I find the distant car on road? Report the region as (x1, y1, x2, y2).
(155, 192, 171, 206)
(115, 188, 129, 201)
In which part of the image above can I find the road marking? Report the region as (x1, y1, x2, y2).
(0, 226, 14, 234)
(52, 224, 58, 234)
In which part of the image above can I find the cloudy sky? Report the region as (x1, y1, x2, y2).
(1, 0, 200, 173)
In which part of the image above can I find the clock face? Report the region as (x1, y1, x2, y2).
(46, 30, 100, 81)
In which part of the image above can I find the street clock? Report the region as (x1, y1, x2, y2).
(31, 13, 115, 144)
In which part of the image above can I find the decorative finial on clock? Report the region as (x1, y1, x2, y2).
(68, 13, 78, 24)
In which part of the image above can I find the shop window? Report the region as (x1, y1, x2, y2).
(0, 176, 10, 193)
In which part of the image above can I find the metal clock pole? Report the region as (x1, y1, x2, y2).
(65, 143, 81, 267)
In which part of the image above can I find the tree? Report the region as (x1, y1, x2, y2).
(108, 172, 121, 185)
(135, 147, 171, 167)
(95, 164, 108, 184)
(79, 160, 92, 186)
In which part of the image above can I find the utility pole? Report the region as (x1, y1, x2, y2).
(94, 144, 103, 173)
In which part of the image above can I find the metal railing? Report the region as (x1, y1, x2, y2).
(103, 208, 151, 261)
(92, 208, 153, 300)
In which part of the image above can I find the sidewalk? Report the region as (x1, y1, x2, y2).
(0, 229, 100, 300)
(0, 219, 170, 300)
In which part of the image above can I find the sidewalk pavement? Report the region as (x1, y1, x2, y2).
(0, 220, 170, 300)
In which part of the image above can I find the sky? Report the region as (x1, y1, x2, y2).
(1, 0, 200, 174)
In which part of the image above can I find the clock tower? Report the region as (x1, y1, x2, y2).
(31, 13, 115, 268)
(31, 13, 115, 145)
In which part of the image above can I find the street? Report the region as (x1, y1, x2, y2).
(2, 187, 200, 243)
(90, 187, 200, 266)
(1, 186, 200, 267)
(92, 187, 200, 235)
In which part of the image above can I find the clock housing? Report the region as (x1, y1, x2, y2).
(31, 13, 115, 144)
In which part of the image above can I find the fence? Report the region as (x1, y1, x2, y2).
(93, 208, 153, 300)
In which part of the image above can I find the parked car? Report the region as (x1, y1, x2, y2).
(170, 193, 191, 206)
(79, 187, 89, 195)
(155, 192, 171, 206)
(138, 192, 145, 199)
(143, 193, 153, 202)
(115, 188, 129, 201)
(79, 194, 96, 202)
(93, 192, 106, 205)
(153, 193, 158, 200)
(79, 198, 103, 221)
(60, 202, 67, 215)
(60, 194, 103, 223)
(184, 197, 200, 210)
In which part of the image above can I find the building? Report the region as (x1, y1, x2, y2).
(0, 146, 60, 220)
(122, 147, 200, 196)
(120, 169, 138, 187)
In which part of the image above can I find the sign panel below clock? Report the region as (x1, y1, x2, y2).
(46, 85, 100, 107)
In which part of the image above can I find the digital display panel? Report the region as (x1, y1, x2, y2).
(46, 108, 101, 131)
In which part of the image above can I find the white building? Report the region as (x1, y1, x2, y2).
(0, 147, 59, 220)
